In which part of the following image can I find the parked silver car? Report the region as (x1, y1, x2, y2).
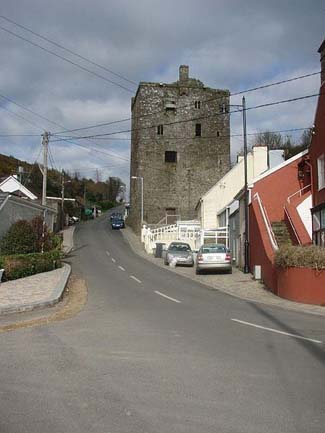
(164, 242, 194, 267)
(196, 244, 232, 274)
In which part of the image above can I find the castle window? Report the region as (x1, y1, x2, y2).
(217, 131, 220, 137)
(195, 101, 201, 109)
(219, 103, 229, 113)
(165, 151, 177, 163)
(165, 101, 176, 112)
(195, 123, 202, 137)
(157, 124, 164, 135)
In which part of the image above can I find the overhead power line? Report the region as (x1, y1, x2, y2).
(0, 90, 131, 162)
(51, 127, 310, 143)
(0, 15, 138, 87)
(0, 104, 44, 130)
(52, 91, 322, 141)
(50, 127, 310, 144)
(49, 135, 130, 162)
(0, 25, 134, 93)
(51, 71, 320, 135)
(0, 93, 65, 130)
(0, 133, 40, 137)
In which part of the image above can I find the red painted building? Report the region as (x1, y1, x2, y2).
(248, 151, 312, 293)
(310, 39, 325, 247)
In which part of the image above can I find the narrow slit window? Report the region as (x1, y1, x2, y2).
(157, 124, 164, 135)
(165, 151, 177, 163)
(195, 101, 201, 109)
(195, 123, 202, 137)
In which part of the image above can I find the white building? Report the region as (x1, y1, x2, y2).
(196, 146, 284, 229)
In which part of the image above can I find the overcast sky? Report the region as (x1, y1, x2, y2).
(0, 0, 324, 189)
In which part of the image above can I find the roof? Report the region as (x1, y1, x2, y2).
(248, 149, 308, 187)
(0, 193, 56, 214)
(318, 39, 325, 54)
(0, 175, 37, 200)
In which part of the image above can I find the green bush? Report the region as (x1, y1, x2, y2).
(0, 216, 60, 255)
(0, 220, 37, 255)
(96, 200, 116, 211)
(0, 250, 62, 281)
(275, 245, 325, 269)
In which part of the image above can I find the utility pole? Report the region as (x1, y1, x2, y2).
(61, 170, 65, 228)
(242, 96, 249, 273)
(40, 131, 50, 206)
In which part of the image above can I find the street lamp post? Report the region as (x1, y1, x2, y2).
(131, 176, 144, 226)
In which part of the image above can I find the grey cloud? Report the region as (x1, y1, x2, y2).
(0, 0, 324, 184)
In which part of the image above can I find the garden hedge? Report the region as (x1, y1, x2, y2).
(275, 245, 325, 270)
(0, 250, 62, 281)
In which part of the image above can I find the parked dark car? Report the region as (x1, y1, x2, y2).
(164, 241, 194, 267)
(111, 217, 125, 229)
(196, 244, 232, 274)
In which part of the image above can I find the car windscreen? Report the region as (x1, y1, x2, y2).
(201, 246, 227, 254)
(169, 244, 191, 252)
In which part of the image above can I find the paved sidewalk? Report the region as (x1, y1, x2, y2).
(0, 264, 71, 314)
(122, 227, 325, 317)
(62, 225, 75, 254)
(0, 225, 75, 315)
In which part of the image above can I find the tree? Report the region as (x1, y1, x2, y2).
(251, 131, 283, 149)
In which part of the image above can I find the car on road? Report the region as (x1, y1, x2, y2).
(68, 216, 79, 225)
(111, 217, 125, 229)
(110, 212, 123, 221)
(196, 244, 232, 274)
(164, 242, 194, 267)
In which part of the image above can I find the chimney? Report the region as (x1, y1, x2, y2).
(179, 65, 189, 82)
(318, 39, 325, 85)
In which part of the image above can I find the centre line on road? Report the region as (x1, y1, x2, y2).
(130, 275, 142, 284)
(111, 258, 116, 263)
(155, 291, 181, 304)
(231, 318, 323, 344)
(106, 251, 110, 257)
(118, 265, 126, 271)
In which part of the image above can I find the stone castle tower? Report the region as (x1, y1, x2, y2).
(129, 65, 230, 230)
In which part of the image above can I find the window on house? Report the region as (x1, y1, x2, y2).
(165, 151, 177, 163)
(195, 101, 201, 109)
(157, 125, 164, 135)
(195, 123, 201, 137)
(317, 154, 325, 190)
(312, 206, 325, 247)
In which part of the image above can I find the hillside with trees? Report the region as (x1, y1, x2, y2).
(0, 153, 125, 209)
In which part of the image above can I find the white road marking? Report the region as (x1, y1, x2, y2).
(118, 265, 125, 272)
(106, 251, 110, 257)
(154, 291, 181, 304)
(231, 319, 323, 344)
(111, 258, 116, 263)
(130, 275, 142, 284)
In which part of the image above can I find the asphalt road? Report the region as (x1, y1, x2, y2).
(0, 214, 325, 433)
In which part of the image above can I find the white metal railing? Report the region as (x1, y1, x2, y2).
(142, 221, 203, 253)
(253, 193, 278, 251)
(142, 222, 229, 253)
(287, 184, 311, 204)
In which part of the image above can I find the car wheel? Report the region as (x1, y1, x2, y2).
(195, 268, 201, 275)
